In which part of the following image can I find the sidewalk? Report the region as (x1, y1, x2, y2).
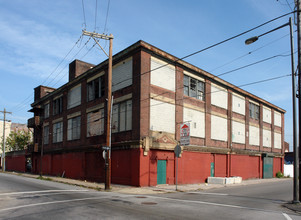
(3, 171, 291, 194)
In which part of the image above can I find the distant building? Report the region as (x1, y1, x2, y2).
(20, 41, 286, 186)
(11, 123, 29, 133)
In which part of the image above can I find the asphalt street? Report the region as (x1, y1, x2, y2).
(0, 173, 300, 220)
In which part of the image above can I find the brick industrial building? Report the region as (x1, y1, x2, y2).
(7, 40, 285, 186)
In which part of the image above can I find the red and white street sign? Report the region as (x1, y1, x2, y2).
(180, 122, 190, 146)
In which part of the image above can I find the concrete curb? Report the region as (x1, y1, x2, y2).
(1, 171, 292, 195)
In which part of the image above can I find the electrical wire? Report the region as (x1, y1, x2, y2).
(11, 35, 84, 113)
(82, 0, 87, 30)
(94, 0, 98, 31)
(103, 0, 111, 33)
(209, 33, 291, 73)
(112, 11, 295, 89)
(217, 52, 293, 77)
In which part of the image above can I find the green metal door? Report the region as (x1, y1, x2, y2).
(157, 160, 166, 184)
(210, 162, 215, 177)
(263, 157, 273, 179)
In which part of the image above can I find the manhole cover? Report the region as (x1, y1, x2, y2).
(141, 202, 157, 205)
(136, 196, 147, 198)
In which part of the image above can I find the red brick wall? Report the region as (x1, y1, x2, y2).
(273, 157, 284, 176)
(230, 155, 261, 179)
(6, 155, 26, 172)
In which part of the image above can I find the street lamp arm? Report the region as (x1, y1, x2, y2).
(245, 22, 290, 45)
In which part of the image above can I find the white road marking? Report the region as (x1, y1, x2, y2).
(0, 189, 89, 196)
(0, 196, 107, 212)
(187, 192, 228, 196)
(143, 195, 284, 214)
(282, 213, 292, 220)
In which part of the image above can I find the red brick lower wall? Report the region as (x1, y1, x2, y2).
(6, 155, 26, 172)
(6, 149, 284, 187)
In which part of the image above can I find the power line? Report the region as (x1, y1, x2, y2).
(210, 33, 291, 73)
(94, 0, 98, 31)
(82, 0, 87, 29)
(112, 11, 295, 89)
(11, 35, 84, 113)
(103, 0, 111, 33)
(217, 52, 292, 77)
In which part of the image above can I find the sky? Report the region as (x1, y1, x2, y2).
(0, 0, 297, 150)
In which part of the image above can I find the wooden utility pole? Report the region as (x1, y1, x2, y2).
(1, 108, 12, 172)
(82, 30, 114, 190)
(297, 0, 301, 201)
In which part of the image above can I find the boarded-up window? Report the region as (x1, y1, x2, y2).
(263, 129, 271, 148)
(232, 94, 245, 115)
(183, 107, 205, 138)
(211, 84, 228, 109)
(151, 57, 175, 92)
(112, 58, 133, 92)
(87, 109, 104, 137)
(150, 99, 175, 133)
(263, 107, 271, 124)
(68, 85, 81, 109)
(67, 116, 81, 140)
(274, 111, 282, 127)
(274, 132, 282, 149)
(249, 125, 259, 146)
(211, 115, 227, 141)
(232, 121, 245, 144)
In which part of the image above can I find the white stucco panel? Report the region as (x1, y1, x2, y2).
(274, 132, 282, 149)
(151, 57, 175, 92)
(263, 129, 271, 148)
(262, 107, 271, 124)
(211, 84, 228, 109)
(211, 115, 227, 141)
(274, 111, 282, 127)
(150, 99, 175, 134)
(249, 125, 259, 146)
(112, 57, 133, 92)
(232, 121, 245, 144)
(183, 107, 205, 138)
(232, 94, 245, 115)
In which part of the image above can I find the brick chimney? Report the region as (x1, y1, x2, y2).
(34, 85, 55, 102)
(69, 59, 95, 82)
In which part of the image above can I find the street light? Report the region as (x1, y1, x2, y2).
(245, 17, 299, 204)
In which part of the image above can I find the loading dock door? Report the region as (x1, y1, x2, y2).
(263, 156, 273, 179)
(157, 160, 166, 184)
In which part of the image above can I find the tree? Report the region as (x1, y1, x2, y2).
(3, 130, 32, 152)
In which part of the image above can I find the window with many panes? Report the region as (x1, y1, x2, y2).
(67, 116, 81, 140)
(87, 109, 104, 137)
(53, 96, 63, 115)
(87, 76, 105, 102)
(43, 125, 49, 145)
(249, 102, 259, 120)
(184, 75, 205, 100)
(53, 121, 63, 143)
(112, 100, 132, 133)
(44, 103, 50, 118)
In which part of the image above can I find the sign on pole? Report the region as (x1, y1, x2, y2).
(180, 123, 190, 146)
